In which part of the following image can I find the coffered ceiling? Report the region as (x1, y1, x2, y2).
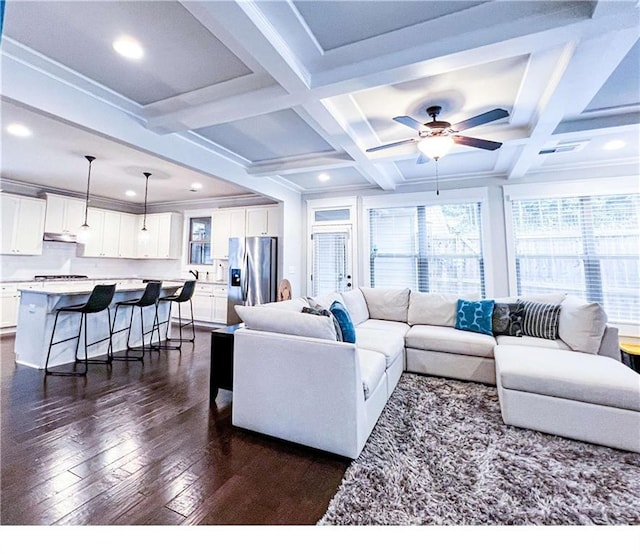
(1, 1, 638, 205)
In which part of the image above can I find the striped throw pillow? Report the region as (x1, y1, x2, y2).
(521, 300, 561, 339)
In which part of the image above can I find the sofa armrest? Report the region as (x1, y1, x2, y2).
(598, 325, 621, 361)
(231, 328, 367, 458)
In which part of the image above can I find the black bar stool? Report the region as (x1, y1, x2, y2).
(151, 280, 196, 350)
(109, 281, 161, 361)
(44, 284, 116, 376)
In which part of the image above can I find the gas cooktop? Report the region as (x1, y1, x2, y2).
(34, 275, 89, 281)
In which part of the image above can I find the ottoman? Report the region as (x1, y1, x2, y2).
(495, 345, 640, 453)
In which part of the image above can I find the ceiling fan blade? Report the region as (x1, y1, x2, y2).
(393, 116, 426, 131)
(453, 108, 509, 131)
(416, 153, 430, 164)
(366, 137, 417, 152)
(454, 135, 503, 151)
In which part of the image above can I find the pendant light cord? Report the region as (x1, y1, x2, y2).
(83, 156, 95, 225)
(142, 172, 151, 230)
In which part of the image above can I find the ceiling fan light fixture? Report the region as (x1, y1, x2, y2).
(417, 135, 454, 160)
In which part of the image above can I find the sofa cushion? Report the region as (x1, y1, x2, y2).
(405, 325, 497, 358)
(356, 328, 405, 367)
(408, 291, 480, 326)
(492, 302, 524, 337)
(357, 348, 387, 400)
(330, 301, 356, 343)
(360, 287, 410, 322)
(496, 335, 571, 351)
(341, 288, 369, 326)
(495, 345, 640, 412)
(455, 299, 495, 336)
(264, 297, 309, 311)
(235, 305, 337, 341)
(357, 319, 410, 335)
(521, 300, 561, 340)
(558, 295, 608, 355)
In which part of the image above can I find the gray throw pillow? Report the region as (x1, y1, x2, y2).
(302, 305, 343, 341)
(521, 300, 561, 340)
(492, 302, 524, 337)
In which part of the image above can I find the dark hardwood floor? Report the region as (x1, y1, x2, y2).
(0, 328, 348, 525)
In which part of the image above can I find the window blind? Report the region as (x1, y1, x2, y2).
(509, 193, 640, 325)
(368, 202, 485, 296)
(312, 231, 349, 296)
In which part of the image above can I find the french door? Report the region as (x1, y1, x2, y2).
(310, 225, 353, 297)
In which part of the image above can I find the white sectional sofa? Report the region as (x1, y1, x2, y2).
(231, 287, 640, 458)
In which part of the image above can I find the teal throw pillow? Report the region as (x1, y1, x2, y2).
(455, 299, 495, 336)
(330, 301, 356, 343)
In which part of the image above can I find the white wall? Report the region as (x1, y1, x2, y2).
(0, 241, 182, 281)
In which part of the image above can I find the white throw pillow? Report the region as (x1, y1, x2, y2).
(558, 294, 608, 354)
(360, 287, 410, 322)
(235, 305, 337, 341)
(310, 292, 344, 310)
(341, 289, 369, 326)
(408, 291, 480, 327)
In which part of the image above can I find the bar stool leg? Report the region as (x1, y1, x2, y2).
(44, 310, 63, 373)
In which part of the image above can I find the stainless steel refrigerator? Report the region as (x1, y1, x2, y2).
(227, 236, 278, 325)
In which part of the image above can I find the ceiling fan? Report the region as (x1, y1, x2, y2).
(367, 105, 509, 164)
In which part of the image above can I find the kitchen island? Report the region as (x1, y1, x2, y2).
(14, 282, 180, 370)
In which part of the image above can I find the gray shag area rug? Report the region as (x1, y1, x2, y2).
(318, 373, 640, 525)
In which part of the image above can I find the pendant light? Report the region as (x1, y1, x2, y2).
(139, 171, 151, 242)
(77, 155, 95, 243)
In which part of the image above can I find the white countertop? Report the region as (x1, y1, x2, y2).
(19, 283, 181, 296)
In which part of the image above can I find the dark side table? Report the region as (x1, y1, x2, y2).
(210, 324, 243, 403)
(620, 342, 640, 374)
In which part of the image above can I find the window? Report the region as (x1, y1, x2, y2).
(508, 192, 640, 325)
(188, 216, 212, 265)
(368, 202, 485, 296)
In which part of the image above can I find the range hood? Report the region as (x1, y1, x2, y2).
(43, 232, 78, 243)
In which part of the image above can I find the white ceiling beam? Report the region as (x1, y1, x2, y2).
(181, 0, 309, 93)
(247, 152, 354, 177)
(297, 102, 397, 190)
(146, 1, 638, 135)
(508, 26, 639, 179)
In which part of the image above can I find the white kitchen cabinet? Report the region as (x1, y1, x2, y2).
(137, 213, 182, 259)
(117, 213, 138, 258)
(192, 283, 214, 322)
(246, 205, 280, 237)
(0, 193, 46, 255)
(212, 285, 228, 323)
(81, 208, 116, 257)
(0, 284, 19, 328)
(212, 208, 246, 259)
(43, 193, 86, 235)
(190, 283, 227, 323)
(1, 282, 44, 328)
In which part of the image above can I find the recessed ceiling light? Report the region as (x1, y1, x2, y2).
(125, 190, 136, 197)
(113, 36, 144, 60)
(190, 182, 203, 191)
(318, 173, 330, 182)
(6, 123, 32, 137)
(603, 139, 626, 151)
